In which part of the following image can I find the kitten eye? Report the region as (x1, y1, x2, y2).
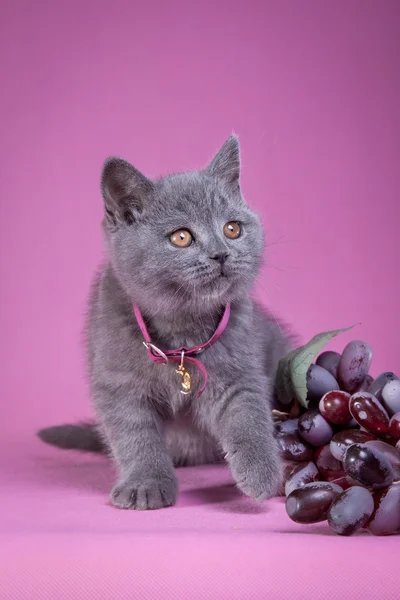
(170, 229, 193, 248)
(224, 221, 241, 240)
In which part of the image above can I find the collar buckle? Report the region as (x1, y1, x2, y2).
(143, 342, 169, 364)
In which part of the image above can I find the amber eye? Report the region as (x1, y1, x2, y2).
(224, 221, 241, 239)
(170, 229, 193, 248)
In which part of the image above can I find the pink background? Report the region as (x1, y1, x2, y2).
(1, 2, 399, 598)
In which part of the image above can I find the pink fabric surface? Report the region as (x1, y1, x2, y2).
(1, 436, 398, 600)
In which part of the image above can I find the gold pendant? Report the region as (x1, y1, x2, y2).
(176, 352, 192, 394)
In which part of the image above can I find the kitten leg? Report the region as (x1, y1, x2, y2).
(203, 377, 281, 500)
(95, 395, 177, 510)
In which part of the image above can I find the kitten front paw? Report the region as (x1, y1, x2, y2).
(110, 475, 178, 510)
(228, 443, 282, 502)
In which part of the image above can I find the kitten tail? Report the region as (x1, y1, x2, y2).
(37, 422, 106, 453)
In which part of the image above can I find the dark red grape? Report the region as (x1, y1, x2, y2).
(330, 429, 377, 461)
(277, 460, 301, 496)
(381, 380, 400, 416)
(338, 341, 373, 394)
(330, 475, 360, 490)
(306, 365, 340, 403)
(343, 443, 393, 490)
(365, 439, 400, 479)
(379, 433, 399, 447)
(328, 486, 374, 536)
(275, 418, 299, 435)
(390, 412, 400, 439)
(276, 433, 313, 462)
(285, 462, 319, 496)
(367, 483, 400, 536)
(316, 351, 341, 379)
(314, 444, 345, 481)
(319, 390, 352, 425)
(298, 411, 333, 447)
(368, 372, 399, 401)
(349, 392, 389, 435)
(286, 482, 343, 524)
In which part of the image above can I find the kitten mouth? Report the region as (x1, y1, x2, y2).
(208, 269, 228, 283)
(214, 263, 230, 278)
(202, 271, 232, 293)
(208, 274, 224, 284)
(191, 265, 238, 295)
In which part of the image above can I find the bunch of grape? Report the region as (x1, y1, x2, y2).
(275, 340, 400, 536)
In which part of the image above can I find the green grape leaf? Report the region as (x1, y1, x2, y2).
(275, 325, 357, 408)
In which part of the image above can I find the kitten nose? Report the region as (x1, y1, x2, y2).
(211, 252, 229, 265)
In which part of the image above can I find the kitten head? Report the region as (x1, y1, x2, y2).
(101, 136, 264, 316)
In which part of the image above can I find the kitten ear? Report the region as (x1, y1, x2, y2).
(206, 135, 241, 188)
(101, 157, 154, 226)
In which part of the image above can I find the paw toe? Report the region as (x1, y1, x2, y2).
(110, 478, 177, 510)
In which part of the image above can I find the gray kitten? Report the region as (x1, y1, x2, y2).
(38, 136, 292, 510)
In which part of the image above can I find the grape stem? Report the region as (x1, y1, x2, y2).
(272, 409, 290, 422)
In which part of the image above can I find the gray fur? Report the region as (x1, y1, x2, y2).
(38, 136, 293, 510)
(37, 423, 106, 453)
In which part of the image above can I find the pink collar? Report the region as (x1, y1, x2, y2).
(133, 304, 231, 398)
